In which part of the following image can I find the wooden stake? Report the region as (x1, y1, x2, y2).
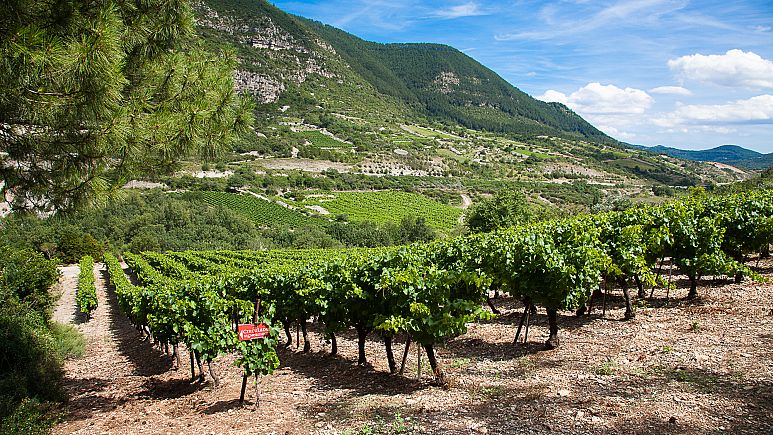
(650, 257, 664, 299)
(416, 344, 421, 381)
(190, 350, 196, 382)
(602, 279, 609, 318)
(240, 374, 248, 403)
(255, 373, 260, 410)
(523, 306, 531, 342)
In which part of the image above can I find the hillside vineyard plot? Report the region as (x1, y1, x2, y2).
(295, 131, 350, 149)
(109, 191, 773, 389)
(304, 190, 463, 230)
(185, 191, 318, 229)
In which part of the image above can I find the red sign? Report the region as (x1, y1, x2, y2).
(238, 323, 270, 341)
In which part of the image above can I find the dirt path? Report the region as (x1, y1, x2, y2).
(52, 264, 80, 325)
(54, 263, 174, 434)
(460, 193, 472, 209)
(53, 259, 773, 434)
(458, 194, 472, 224)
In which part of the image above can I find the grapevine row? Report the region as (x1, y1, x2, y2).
(76, 256, 98, 317)
(118, 190, 773, 387)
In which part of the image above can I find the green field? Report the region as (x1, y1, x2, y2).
(184, 191, 318, 229)
(302, 190, 463, 231)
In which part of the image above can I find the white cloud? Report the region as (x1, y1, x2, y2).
(752, 25, 771, 32)
(653, 95, 773, 127)
(668, 49, 773, 88)
(595, 124, 638, 141)
(432, 2, 487, 19)
(538, 82, 653, 114)
(649, 86, 692, 96)
(537, 89, 569, 104)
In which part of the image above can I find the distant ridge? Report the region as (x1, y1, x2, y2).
(638, 144, 772, 169)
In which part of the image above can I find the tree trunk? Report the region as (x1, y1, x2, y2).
(399, 337, 411, 375)
(423, 344, 448, 387)
(620, 279, 635, 320)
(486, 297, 501, 315)
(544, 309, 559, 350)
(208, 361, 220, 388)
(734, 271, 744, 284)
(634, 275, 645, 299)
(172, 343, 180, 370)
(384, 336, 396, 374)
(301, 317, 310, 353)
(330, 333, 337, 356)
(687, 275, 698, 299)
(513, 302, 529, 343)
(194, 350, 205, 383)
(283, 319, 292, 348)
(356, 323, 368, 366)
(761, 244, 770, 258)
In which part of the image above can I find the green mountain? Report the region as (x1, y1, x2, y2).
(306, 23, 608, 140)
(645, 145, 761, 162)
(727, 154, 773, 170)
(197, 0, 609, 141)
(642, 145, 772, 169)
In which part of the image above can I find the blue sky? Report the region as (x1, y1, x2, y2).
(272, 0, 773, 153)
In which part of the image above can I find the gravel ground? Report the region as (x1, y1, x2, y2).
(54, 259, 773, 434)
(52, 264, 80, 325)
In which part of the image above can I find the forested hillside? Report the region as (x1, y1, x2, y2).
(307, 24, 608, 139)
(198, 0, 609, 140)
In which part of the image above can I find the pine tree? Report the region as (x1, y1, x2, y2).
(0, 0, 254, 211)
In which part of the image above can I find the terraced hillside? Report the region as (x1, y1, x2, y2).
(188, 0, 748, 200)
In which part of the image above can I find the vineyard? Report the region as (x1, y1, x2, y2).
(184, 191, 318, 229)
(300, 190, 464, 231)
(102, 191, 773, 391)
(75, 256, 97, 317)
